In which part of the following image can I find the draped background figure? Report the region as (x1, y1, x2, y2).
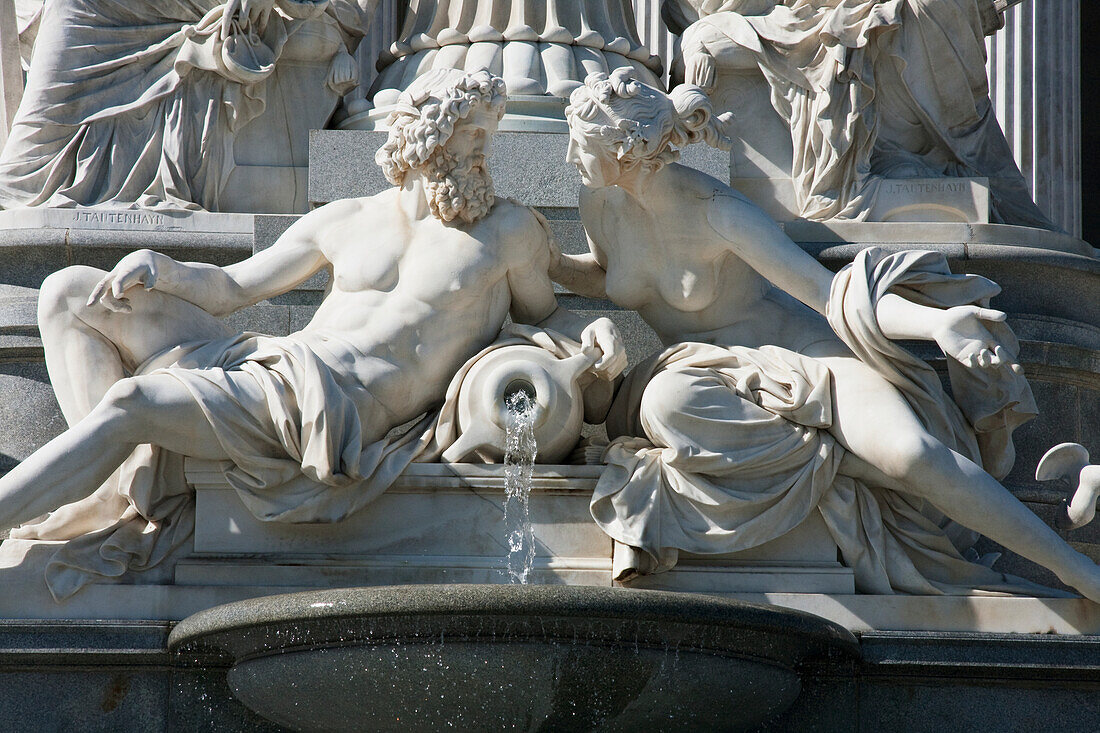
(0, 0, 376, 212)
(665, 0, 1054, 227)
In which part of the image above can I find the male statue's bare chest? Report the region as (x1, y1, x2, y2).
(326, 215, 504, 299)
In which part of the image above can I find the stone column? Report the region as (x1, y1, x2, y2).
(987, 3, 1080, 236)
(356, 0, 404, 97)
(0, 0, 23, 149)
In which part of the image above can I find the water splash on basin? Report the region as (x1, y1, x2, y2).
(503, 388, 538, 584)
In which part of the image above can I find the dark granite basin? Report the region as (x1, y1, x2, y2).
(169, 584, 858, 731)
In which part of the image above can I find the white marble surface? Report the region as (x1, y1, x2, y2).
(342, 0, 664, 131)
(728, 593, 1100, 635)
(987, 1, 1081, 236)
(867, 178, 990, 224)
(555, 70, 1100, 603)
(0, 208, 256, 233)
(0, 71, 625, 600)
(0, 0, 376, 212)
(672, 0, 1056, 229)
(187, 462, 609, 558)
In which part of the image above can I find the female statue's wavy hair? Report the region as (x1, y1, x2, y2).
(377, 69, 507, 186)
(565, 68, 731, 176)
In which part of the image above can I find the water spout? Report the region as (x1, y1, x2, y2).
(503, 387, 538, 584)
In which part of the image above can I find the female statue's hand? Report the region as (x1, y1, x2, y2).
(327, 49, 359, 94)
(932, 305, 1008, 368)
(222, 0, 276, 37)
(580, 317, 628, 380)
(685, 49, 717, 92)
(87, 250, 162, 313)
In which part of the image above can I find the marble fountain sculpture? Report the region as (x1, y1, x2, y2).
(1, 0, 1100, 729)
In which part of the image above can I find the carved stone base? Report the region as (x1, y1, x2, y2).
(1, 463, 1098, 633)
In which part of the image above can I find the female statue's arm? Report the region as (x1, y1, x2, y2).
(705, 190, 834, 313)
(550, 246, 607, 299)
(531, 204, 608, 299)
(706, 190, 1003, 362)
(506, 206, 626, 380)
(876, 294, 1010, 367)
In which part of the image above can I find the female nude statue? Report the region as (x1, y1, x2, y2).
(554, 68, 1100, 601)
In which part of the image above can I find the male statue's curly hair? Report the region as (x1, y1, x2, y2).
(377, 69, 507, 188)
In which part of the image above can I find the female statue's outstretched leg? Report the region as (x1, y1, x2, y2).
(817, 352, 1100, 602)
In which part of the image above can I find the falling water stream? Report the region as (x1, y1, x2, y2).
(503, 388, 538, 584)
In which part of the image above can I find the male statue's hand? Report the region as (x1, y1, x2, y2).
(580, 317, 628, 380)
(88, 250, 161, 313)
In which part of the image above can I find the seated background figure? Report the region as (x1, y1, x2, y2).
(664, 0, 1054, 227)
(0, 69, 625, 600)
(0, 0, 376, 212)
(552, 69, 1100, 601)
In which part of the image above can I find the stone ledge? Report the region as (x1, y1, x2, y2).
(184, 460, 850, 595)
(858, 630, 1100, 679)
(725, 593, 1100, 634)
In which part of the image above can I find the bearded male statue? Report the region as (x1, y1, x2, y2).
(0, 69, 626, 599)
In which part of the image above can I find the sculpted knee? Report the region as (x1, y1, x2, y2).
(878, 432, 946, 482)
(96, 377, 158, 438)
(638, 370, 699, 425)
(37, 266, 103, 323)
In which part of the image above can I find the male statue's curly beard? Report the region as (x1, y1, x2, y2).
(422, 145, 495, 224)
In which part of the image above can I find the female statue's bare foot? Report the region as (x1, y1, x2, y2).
(1036, 443, 1100, 530)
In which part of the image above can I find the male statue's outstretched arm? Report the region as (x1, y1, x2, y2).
(86, 202, 351, 317)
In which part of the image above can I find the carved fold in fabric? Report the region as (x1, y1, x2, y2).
(369, 0, 662, 104)
(0, 0, 366, 210)
(594, 248, 1047, 596)
(827, 247, 1037, 481)
(21, 325, 585, 601)
(679, 0, 1054, 228)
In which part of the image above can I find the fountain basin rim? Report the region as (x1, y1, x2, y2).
(168, 584, 860, 665)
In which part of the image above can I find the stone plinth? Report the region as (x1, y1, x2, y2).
(3, 461, 1100, 635)
(179, 460, 852, 594)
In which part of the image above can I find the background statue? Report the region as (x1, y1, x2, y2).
(664, 0, 1054, 227)
(0, 69, 625, 600)
(0, 0, 377, 212)
(552, 69, 1100, 602)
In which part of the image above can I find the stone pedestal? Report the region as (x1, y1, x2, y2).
(179, 460, 854, 594)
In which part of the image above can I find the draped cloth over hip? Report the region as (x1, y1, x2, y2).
(9, 326, 589, 600)
(593, 248, 1046, 595)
